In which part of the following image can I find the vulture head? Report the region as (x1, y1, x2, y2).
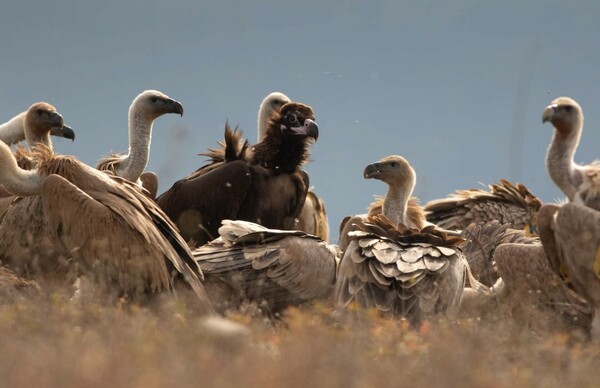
(542, 97, 583, 136)
(257, 92, 291, 141)
(131, 90, 184, 121)
(24, 102, 73, 144)
(364, 155, 416, 190)
(273, 102, 319, 141)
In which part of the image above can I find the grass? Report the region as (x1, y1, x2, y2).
(0, 291, 599, 388)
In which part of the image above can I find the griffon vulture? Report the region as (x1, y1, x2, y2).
(96, 90, 184, 198)
(192, 219, 339, 313)
(0, 103, 75, 213)
(0, 104, 75, 146)
(334, 156, 467, 326)
(424, 179, 542, 235)
(542, 97, 600, 210)
(0, 141, 210, 307)
(156, 101, 319, 247)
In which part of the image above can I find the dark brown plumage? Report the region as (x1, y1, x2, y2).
(156, 102, 319, 247)
(424, 179, 542, 234)
(192, 220, 339, 313)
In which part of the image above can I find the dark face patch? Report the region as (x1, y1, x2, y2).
(278, 103, 315, 133)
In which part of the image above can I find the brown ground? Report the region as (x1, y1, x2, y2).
(0, 291, 599, 388)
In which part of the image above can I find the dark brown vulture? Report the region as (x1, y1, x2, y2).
(156, 102, 319, 247)
(192, 219, 339, 313)
(424, 179, 542, 235)
(256, 92, 330, 242)
(334, 155, 467, 327)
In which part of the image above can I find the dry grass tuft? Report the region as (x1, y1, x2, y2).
(0, 293, 599, 387)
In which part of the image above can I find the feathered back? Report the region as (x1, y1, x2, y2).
(368, 195, 426, 230)
(425, 179, 542, 232)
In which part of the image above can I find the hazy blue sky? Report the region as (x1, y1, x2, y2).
(2, 0, 598, 241)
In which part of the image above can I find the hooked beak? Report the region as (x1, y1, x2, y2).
(169, 99, 184, 116)
(50, 124, 76, 141)
(542, 104, 557, 123)
(363, 163, 381, 179)
(289, 118, 319, 140)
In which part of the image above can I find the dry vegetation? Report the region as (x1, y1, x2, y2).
(0, 290, 599, 388)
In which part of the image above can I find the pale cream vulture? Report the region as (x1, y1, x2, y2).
(192, 219, 339, 313)
(0, 133, 210, 307)
(96, 90, 183, 198)
(537, 97, 600, 337)
(334, 155, 467, 327)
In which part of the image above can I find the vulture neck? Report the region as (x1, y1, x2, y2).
(0, 142, 42, 196)
(546, 123, 583, 200)
(252, 132, 307, 173)
(383, 182, 413, 227)
(0, 112, 26, 146)
(118, 109, 153, 182)
(257, 110, 268, 142)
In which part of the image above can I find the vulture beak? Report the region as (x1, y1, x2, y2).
(542, 104, 557, 123)
(169, 99, 184, 116)
(363, 163, 381, 179)
(289, 119, 319, 141)
(48, 111, 64, 129)
(50, 124, 76, 141)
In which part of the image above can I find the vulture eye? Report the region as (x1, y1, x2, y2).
(288, 114, 299, 124)
(564, 105, 573, 113)
(151, 97, 158, 103)
(271, 99, 282, 107)
(36, 109, 44, 116)
(390, 162, 398, 167)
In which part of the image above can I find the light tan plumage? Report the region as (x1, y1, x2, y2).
(0, 141, 211, 308)
(493, 239, 592, 334)
(424, 179, 542, 234)
(542, 96, 600, 211)
(334, 156, 466, 326)
(192, 219, 338, 313)
(96, 90, 183, 193)
(538, 203, 600, 335)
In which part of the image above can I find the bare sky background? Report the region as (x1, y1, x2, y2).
(1, 0, 598, 241)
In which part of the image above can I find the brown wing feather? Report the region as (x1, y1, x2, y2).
(194, 220, 337, 312)
(294, 190, 330, 242)
(494, 242, 592, 333)
(157, 160, 253, 246)
(334, 214, 465, 326)
(425, 179, 541, 232)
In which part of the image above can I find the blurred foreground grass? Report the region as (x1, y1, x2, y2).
(0, 293, 599, 388)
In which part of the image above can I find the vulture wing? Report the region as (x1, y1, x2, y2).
(156, 160, 253, 246)
(334, 215, 465, 326)
(41, 173, 209, 306)
(193, 220, 338, 311)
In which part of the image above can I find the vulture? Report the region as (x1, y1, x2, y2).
(260, 97, 331, 243)
(493, 237, 592, 334)
(537, 97, 600, 337)
(424, 179, 542, 235)
(96, 90, 184, 198)
(192, 219, 339, 313)
(334, 156, 467, 327)
(0, 134, 209, 307)
(542, 97, 600, 210)
(156, 101, 319, 247)
(0, 105, 75, 146)
(0, 103, 75, 213)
